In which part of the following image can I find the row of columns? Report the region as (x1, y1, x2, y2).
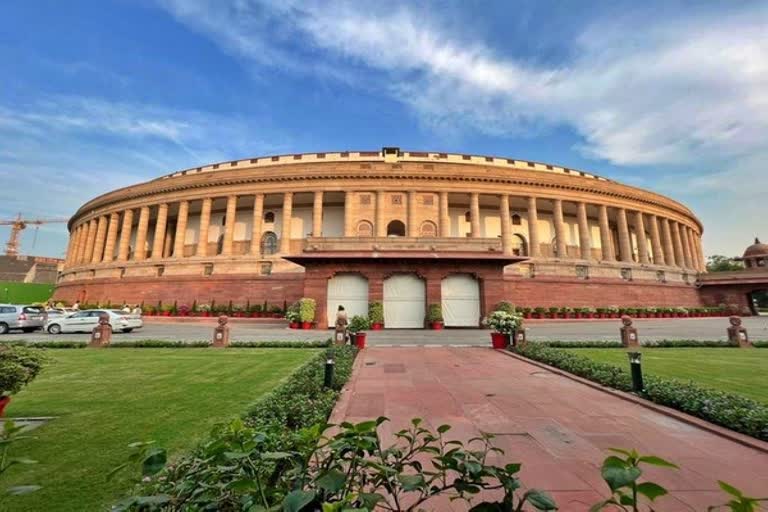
(65, 191, 705, 272)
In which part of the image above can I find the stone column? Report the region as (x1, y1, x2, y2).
(376, 190, 386, 237)
(343, 191, 353, 237)
(470, 192, 481, 238)
(683, 227, 695, 270)
(222, 195, 237, 256)
(102, 213, 120, 262)
(577, 202, 591, 260)
(616, 208, 632, 263)
(69, 226, 82, 265)
(634, 211, 650, 265)
(117, 209, 134, 262)
(695, 233, 705, 271)
(408, 191, 418, 237)
(527, 196, 541, 257)
(134, 206, 151, 261)
(661, 218, 676, 266)
(250, 194, 264, 256)
(671, 221, 685, 268)
(151, 203, 168, 260)
(196, 198, 212, 257)
(500, 195, 512, 255)
(598, 205, 615, 261)
(67, 227, 78, 265)
(281, 192, 293, 253)
(173, 200, 189, 258)
(648, 215, 665, 265)
(312, 191, 323, 237)
(63, 230, 74, 266)
(439, 191, 450, 237)
(92, 216, 108, 264)
(553, 199, 567, 258)
(83, 219, 98, 264)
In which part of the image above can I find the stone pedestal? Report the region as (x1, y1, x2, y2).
(513, 328, 526, 348)
(89, 313, 112, 347)
(620, 315, 639, 348)
(212, 315, 231, 348)
(727, 316, 750, 347)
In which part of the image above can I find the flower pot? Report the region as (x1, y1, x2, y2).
(431, 321, 444, 330)
(0, 396, 10, 417)
(355, 332, 367, 349)
(162, 311, 171, 317)
(289, 322, 299, 329)
(524, 313, 532, 319)
(371, 322, 383, 331)
(575, 313, 582, 319)
(203, 311, 211, 317)
(301, 321, 312, 330)
(490, 332, 509, 349)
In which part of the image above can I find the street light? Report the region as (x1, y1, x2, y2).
(324, 348, 335, 388)
(627, 352, 644, 393)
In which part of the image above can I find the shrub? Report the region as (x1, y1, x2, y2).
(298, 298, 316, 323)
(494, 300, 516, 314)
(0, 345, 47, 396)
(368, 301, 384, 324)
(485, 310, 522, 334)
(427, 303, 443, 322)
(347, 315, 370, 333)
(538, 340, 624, 348)
(230, 340, 331, 348)
(285, 301, 300, 323)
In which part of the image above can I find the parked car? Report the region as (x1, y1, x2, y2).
(43, 308, 73, 321)
(45, 309, 143, 334)
(0, 304, 45, 334)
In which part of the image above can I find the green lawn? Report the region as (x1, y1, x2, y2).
(563, 348, 768, 404)
(0, 282, 54, 304)
(1, 348, 318, 511)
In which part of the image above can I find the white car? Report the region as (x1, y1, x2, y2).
(45, 309, 143, 334)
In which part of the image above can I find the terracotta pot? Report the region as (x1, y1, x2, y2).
(371, 322, 383, 330)
(431, 321, 444, 330)
(575, 313, 582, 319)
(524, 313, 532, 319)
(301, 321, 312, 330)
(0, 396, 10, 417)
(490, 332, 509, 349)
(289, 322, 299, 329)
(355, 332, 367, 349)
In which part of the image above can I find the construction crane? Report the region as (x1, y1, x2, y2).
(1, 214, 69, 257)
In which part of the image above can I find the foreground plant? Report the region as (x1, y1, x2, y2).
(0, 420, 40, 498)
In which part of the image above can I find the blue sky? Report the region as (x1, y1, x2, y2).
(1, 0, 766, 258)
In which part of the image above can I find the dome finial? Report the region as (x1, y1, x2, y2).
(756, 237, 761, 244)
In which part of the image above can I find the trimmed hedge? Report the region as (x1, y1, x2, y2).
(231, 340, 331, 348)
(514, 344, 768, 441)
(539, 341, 623, 348)
(1, 340, 330, 349)
(535, 339, 762, 348)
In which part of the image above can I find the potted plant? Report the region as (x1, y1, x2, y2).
(427, 303, 444, 330)
(0, 345, 46, 417)
(548, 307, 560, 319)
(485, 310, 522, 349)
(198, 304, 211, 317)
(533, 306, 546, 319)
(298, 298, 316, 329)
(368, 302, 384, 330)
(521, 307, 532, 319)
(178, 304, 190, 317)
(270, 305, 283, 318)
(286, 301, 300, 329)
(143, 304, 156, 316)
(561, 306, 573, 319)
(494, 301, 516, 314)
(348, 315, 370, 348)
(608, 306, 620, 319)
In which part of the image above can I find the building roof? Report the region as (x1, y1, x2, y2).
(743, 237, 768, 259)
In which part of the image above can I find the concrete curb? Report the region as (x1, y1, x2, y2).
(498, 349, 768, 455)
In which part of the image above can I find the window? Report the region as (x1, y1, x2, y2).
(391, 195, 403, 205)
(386, 220, 406, 237)
(576, 265, 589, 279)
(464, 211, 471, 222)
(264, 211, 275, 223)
(216, 234, 224, 255)
(261, 262, 272, 275)
(420, 221, 437, 237)
(656, 270, 666, 283)
(357, 220, 373, 237)
(156, 265, 165, 277)
(620, 268, 632, 281)
(261, 231, 278, 255)
(511, 214, 522, 226)
(203, 263, 214, 276)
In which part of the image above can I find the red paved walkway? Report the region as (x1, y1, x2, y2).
(331, 347, 768, 511)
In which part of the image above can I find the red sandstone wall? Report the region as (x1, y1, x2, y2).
(698, 285, 756, 312)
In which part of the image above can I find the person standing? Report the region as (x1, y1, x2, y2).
(334, 305, 348, 345)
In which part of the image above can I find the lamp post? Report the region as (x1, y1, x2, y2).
(627, 352, 644, 393)
(324, 348, 335, 388)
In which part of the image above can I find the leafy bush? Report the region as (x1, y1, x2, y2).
(109, 340, 212, 348)
(494, 300, 516, 314)
(427, 303, 443, 322)
(285, 301, 300, 322)
(230, 340, 331, 348)
(347, 315, 370, 334)
(642, 339, 738, 348)
(298, 298, 316, 323)
(485, 310, 522, 334)
(0, 345, 47, 396)
(514, 344, 768, 441)
(368, 301, 384, 324)
(538, 340, 624, 348)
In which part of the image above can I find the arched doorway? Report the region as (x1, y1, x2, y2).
(749, 289, 768, 316)
(383, 274, 425, 328)
(420, 221, 437, 237)
(327, 274, 369, 327)
(261, 231, 278, 255)
(387, 220, 406, 237)
(356, 220, 373, 237)
(441, 274, 480, 327)
(512, 234, 528, 256)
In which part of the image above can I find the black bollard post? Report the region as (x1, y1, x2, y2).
(324, 349, 335, 388)
(627, 352, 644, 392)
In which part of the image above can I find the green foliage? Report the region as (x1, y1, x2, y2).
(0, 282, 54, 304)
(539, 341, 624, 348)
(285, 301, 301, 322)
(0, 420, 42, 498)
(427, 303, 443, 322)
(230, 340, 332, 348)
(642, 339, 738, 348)
(707, 255, 743, 272)
(298, 298, 316, 323)
(485, 310, 522, 335)
(368, 301, 384, 323)
(347, 315, 370, 334)
(0, 346, 47, 396)
(494, 301, 516, 314)
(708, 480, 768, 511)
(515, 344, 768, 441)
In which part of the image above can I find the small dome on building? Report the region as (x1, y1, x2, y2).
(743, 237, 768, 259)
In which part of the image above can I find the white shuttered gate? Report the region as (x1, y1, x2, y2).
(327, 274, 369, 328)
(383, 274, 426, 328)
(441, 274, 480, 327)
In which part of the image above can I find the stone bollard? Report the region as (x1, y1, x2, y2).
(727, 316, 750, 347)
(89, 312, 112, 347)
(212, 314, 231, 347)
(620, 315, 639, 348)
(513, 328, 527, 348)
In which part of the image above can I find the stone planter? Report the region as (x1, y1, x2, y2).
(490, 332, 510, 349)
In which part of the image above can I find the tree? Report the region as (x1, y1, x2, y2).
(706, 255, 743, 272)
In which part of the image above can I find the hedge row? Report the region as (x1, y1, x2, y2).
(0, 339, 331, 349)
(514, 344, 768, 441)
(536, 339, 764, 348)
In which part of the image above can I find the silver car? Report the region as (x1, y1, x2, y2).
(0, 304, 45, 334)
(46, 309, 143, 334)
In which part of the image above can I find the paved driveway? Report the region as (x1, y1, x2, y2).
(331, 347, 768, 511)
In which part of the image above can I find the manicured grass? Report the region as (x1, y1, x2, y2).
(0, 281, 54, 304)
(1, 348, 318, 511)
(563, 348, 768, 404)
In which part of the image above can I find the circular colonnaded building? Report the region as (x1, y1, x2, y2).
(55, 147, 707, 328)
